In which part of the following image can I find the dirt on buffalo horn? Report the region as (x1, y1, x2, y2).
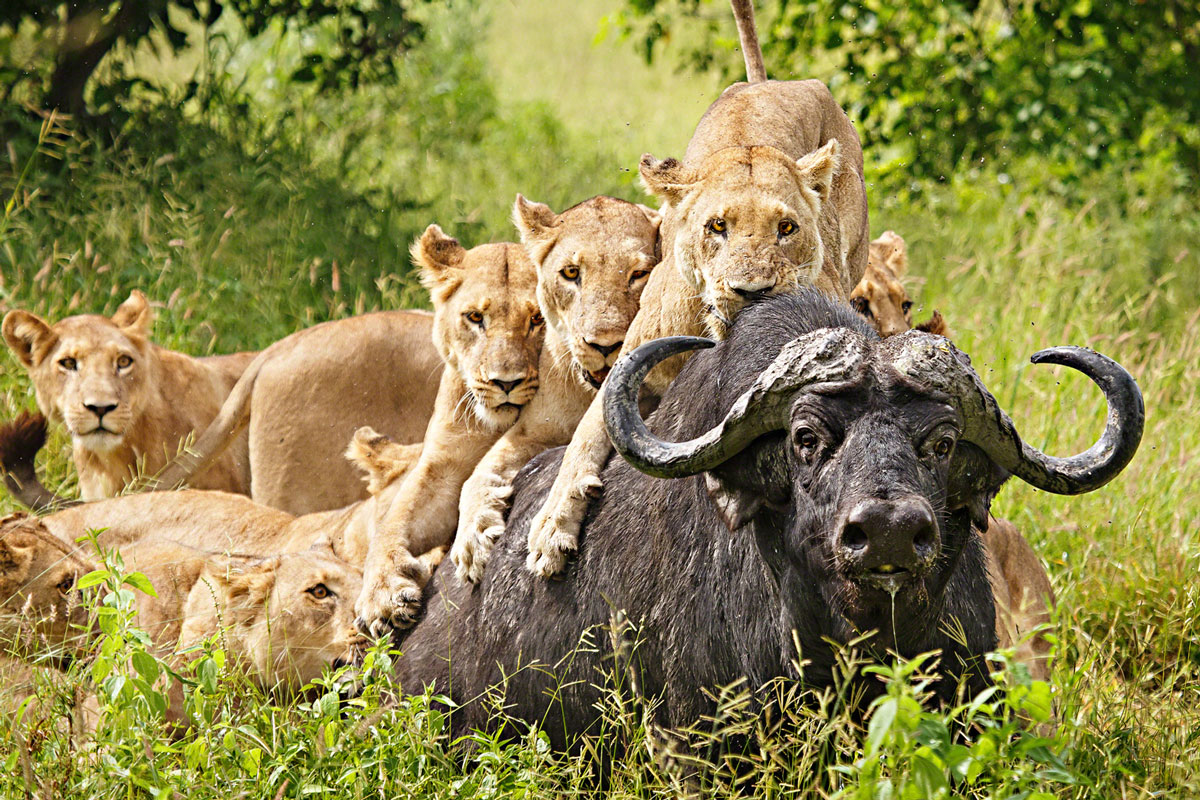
(886, 334, 1144, 495)
(604, 328, 870, 478)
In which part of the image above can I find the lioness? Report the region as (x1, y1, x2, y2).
(356, 199, 662, 630)
(0, 514, 364, 730)
(150, 227, 542, 516)
(443, 195, 661, 583)
(1, 291, 255, 506)
(521, 0, 870, 577)
(851, 231, 948, 337)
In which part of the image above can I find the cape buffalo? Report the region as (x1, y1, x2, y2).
(393, 291, 1142, 746)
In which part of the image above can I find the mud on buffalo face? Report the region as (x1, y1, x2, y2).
(604, 301, 1143, 653)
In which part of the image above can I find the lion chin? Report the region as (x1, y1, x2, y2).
(73, 429, 124, 453)
(473, 400, 523, 431)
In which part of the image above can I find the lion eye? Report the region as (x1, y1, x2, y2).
(464, 311, 484, 327)
(705, 218, 727, 235)
(57, 575, 75, 594)
(901, 301, 913, 314)
(778, 219, 798, 237)
(851, 296, 872, 318)
(530, 311, 544, 330)
(560, 265, 580, 282)
(307, 583, 331, 600)
(116, 355, 133, 369)
(629, 269, 650, 284)
(59, 357, 78, 371)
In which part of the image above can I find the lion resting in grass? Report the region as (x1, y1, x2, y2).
(0, 513, 365, 732)
(518, 1, 870, 579)
(152, 226, 543, 519)
(1, 291, 255, 506)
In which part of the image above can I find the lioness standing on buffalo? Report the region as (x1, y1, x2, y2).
(518, 0, 870, 579)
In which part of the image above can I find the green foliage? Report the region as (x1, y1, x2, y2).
(613, 0, 1200, 185)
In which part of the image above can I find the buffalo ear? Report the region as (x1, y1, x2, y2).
(794, 139, 841, 204)
(412, 224, 467, 300)
(2, 310, 57, 368)
(111, 290, 153, 338)
(639, 155, 697, 206)
(704, 473, 765, 531)
(947, 442, 1010, 532)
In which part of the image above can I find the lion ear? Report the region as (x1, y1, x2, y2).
(512, 195, 560, 264)
(635, 203, 663, 232)
(639, 155, 697, 206)
(345, 426, 420, 494)
(2, 310, 57, 368)
(412, 224, 466, 300)
(870, 230, 908, 278)
(111, 290, 153, 338)
(794, 139, 841, 205)
(206, 556, 278, 623)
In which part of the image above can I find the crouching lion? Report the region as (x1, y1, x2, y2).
(151, 226, 544, 516)
(0, 512, 364, 733)
(521, 0, 870, 578)
(1, 291, 255, 506)
(850, 230, 948, 338)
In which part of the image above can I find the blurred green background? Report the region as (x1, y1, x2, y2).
(0, 1, 1198, 796)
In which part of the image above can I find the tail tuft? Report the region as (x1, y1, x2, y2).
(0, 411, 48, 473)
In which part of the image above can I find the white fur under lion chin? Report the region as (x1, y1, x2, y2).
(73, 429, 124, 453)
(471, 398, 521, 431)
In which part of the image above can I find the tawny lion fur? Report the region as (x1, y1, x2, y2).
(1, 291, 255, 506)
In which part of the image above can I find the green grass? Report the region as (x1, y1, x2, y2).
(1, 0, 1198, 796)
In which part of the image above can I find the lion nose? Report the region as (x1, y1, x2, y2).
(730, 278, 777, 299)
(84, 403, 118, 420)
(837, 497, 939, 572)
(586, 340, 623, 358)
(490, 378, 522, 394)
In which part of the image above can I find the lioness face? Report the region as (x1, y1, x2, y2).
(851, 231, 913, 338)
(641, 142, 841, 338)
(2, 291, 154, 454)
(413, 226, 545, 430)
(190, 551, 364, 693)
(0, 514, 94, 666)
(514, 195, 661, 388)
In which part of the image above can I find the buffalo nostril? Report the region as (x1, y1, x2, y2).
(587, 340, 623, 358)
(912, 525, 936, 556)
(840, 524, 869, 553)
(84, 403, 117, 420)
(490, 378, 522, 393)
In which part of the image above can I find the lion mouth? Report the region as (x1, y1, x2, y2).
(582, 366, 611, 390)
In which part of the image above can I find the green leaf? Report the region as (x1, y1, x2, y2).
(123, 571, 158, 597)
(911, 752, 949, 798)
(867, 697, 898, 755)
(1022, 680, 1053, 723)
(77, 569, 111, 590)
(132, 649, 161, 683)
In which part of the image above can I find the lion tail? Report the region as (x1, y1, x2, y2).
(730, 0, 767, 83)
(0, 411, 75, 511)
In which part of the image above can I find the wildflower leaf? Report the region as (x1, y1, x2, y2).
(123, 571, 158, 597)
(867, 696, 897, 755)
(77, 569, 111, 590)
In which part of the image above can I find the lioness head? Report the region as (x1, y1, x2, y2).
(413, 225, 544, 429)
(0, 513, 94, 666)
(3, 291, 154, 455)
(513, 195, 661, 388)
(182, 550, 364, 693)
(640, 141, 841, 338)
(851, 230, 913, 337)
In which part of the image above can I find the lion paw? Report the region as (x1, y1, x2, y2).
(526, 504, 582, 578)
(453, 484, 512, 584)
(354, 562, 427, 637)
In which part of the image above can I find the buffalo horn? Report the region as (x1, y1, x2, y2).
(888, 335, 1144, 494)
(604, 328, 870, 478)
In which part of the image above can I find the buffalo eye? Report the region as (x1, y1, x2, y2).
(464, 310, 485, 328)
(530, 311, 544, 331)
(560, 265, 580, 282)
(705, 218, 727, 236)
(778, 219, 798, 237)
(851, 296, 872, 319)
(306, 583, 332, 600)
(59, 357, 78, 371)
(794, 427, 819, 460)
(629, 269, 650, 284)
(921, 426, 959, 462)
(116, 355, 133, 370)
(901, 300, 913, 315)
(57, 575, 75, 594)
(934, 437, 955, 459)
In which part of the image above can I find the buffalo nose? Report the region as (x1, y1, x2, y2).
(84, 403, 118, 420)
(730, 278, 777, 299)
(490, 378, 522, 394)
(838, 497, 939, 572)
(586, 340, 623, 358)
